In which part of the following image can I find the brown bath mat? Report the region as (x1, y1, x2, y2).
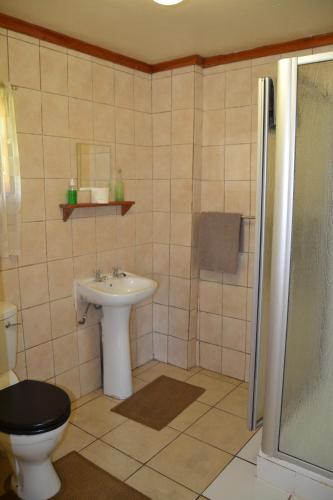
(1, 451, 149, 500)
(112, 375, 205, 430)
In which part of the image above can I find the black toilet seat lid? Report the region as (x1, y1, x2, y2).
(0, 380, 71, 435)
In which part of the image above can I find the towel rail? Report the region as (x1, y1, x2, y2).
(241, 215, 255, 220)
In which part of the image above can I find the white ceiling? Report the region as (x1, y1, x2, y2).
(0, 0, 332, 64)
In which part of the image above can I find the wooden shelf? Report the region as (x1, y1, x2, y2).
(59, 201, 135, 221)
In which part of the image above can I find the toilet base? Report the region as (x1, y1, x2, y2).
(12, 457, 61, 500)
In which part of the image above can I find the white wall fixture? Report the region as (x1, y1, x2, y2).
(75, 270, 158, 399)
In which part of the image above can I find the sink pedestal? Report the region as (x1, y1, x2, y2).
(101, 305, 133, 399)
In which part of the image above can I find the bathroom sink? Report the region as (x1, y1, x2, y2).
(76, 272, 158, 307)
(74, 271, 158, 399)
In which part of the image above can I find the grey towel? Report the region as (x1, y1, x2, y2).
(198, 212, 241, 273)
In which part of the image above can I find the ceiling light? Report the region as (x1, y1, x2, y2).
(153, 0, 184, 5)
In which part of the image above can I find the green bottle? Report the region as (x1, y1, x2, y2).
(67, 178, 77, 205)
(115, 169, 124, 202)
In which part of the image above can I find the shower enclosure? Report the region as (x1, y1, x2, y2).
(248, 51, 333, 489)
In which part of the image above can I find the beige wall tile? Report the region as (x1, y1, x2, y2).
(199, 311, 222, 345)
(40, 47, 68, 94)
(169, 277, 190, 309)
(96, 215, 117, 252)
(93, 103, 115, 142)
(199, 281, 222, 315)
(26, 341, 55, 380)
(69, 98, 93, 139)
(18, 133, 44, 178)
(48, 258, 74, 300)
(46, 220, 72, 260)
(115, 108, 134, 144)
(226, 68, 251, 108)
(56, 367, 81, 401)
(153, 274, 169, 305)
(167, 336, 188, 368)
(153, 180, 170, 212)
(222, 348, 245, 380)
(136, 212, 153, 245)
(135, 146, 153, 179)
(153, 304, 168, 334)
(19, 222, 46, 266)
(152, 78, 171, 112)
(153, 332, 167, 362)
(136, 304, 153, 337)
(42, 93, 69, 136)
(93, 63, 114, 104)
(199, 342, 222, 373)
(134, 76, 151, 113)
(79, 358, 101, 395)
(21, 178, 45, 222)
(153, 212, 170, 244)
(225, 144, 251, 181)
(137, 333, 153, 366)
(15, 88, 42, 134)
(8, 37, 40, 89)
(170, 213, 192, 246)
(202, 146, 224, 181)
(203, 73, 225, 110)
(72, 218, 96, 256)
(116, 144, 135, 179)
(50, 297, 76, 338)
(135, 244, 153, 275)
(115, 70, 134, 108)
(153, 146, 171, 179)
(68, 56, 92, 99)
(43, 136, 71, 179)
(225, 180, 250, 216)
(135, 112, 152, 146)
(171, 145, 193, 179)
(225, 107, 251, 144)
(172, 110, 194, 145)
(45, 179, 68, 220)
(222, 284, 247, 320)
(203, 109, 225, 146)
(200, 181, 224, 212)
(77, 325, 100, 364)
(170, 245, 191, 278)
(171, 180, 192, 213)
(172, 73, 194, 110)
(222, 316, 246, 351)
(169, 306, 189, 340)
(153, 112, 171, 146)
(19, 263, 49, 309)
(153, 243, 169, 275)
(22, 303, 51, 349)
(0, 35, 8, 82)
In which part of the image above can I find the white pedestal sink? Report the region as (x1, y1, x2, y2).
(75, 272, 158, 399)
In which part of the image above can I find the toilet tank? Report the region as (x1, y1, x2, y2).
(0, 302, 18, 374)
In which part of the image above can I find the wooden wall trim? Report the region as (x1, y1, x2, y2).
(202, 31, 333, 68)
(1, 12, 333, 74)
(152, 54, 203, 73)
(0, 12, 152, 73)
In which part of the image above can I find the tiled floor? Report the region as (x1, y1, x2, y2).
(0, 361, 296, 499)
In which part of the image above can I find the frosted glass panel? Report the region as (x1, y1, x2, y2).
(279, 60, 333, 472)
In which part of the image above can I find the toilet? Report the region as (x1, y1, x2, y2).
(0, 302, 71, 500)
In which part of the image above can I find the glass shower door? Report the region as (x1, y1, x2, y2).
(278, 59, 333, 473)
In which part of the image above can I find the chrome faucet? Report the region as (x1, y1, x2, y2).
(112, 265, 126, 278)
(94, 269, 106, 282)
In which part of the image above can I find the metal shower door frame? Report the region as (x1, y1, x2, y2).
(262, 51, 333, 480)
